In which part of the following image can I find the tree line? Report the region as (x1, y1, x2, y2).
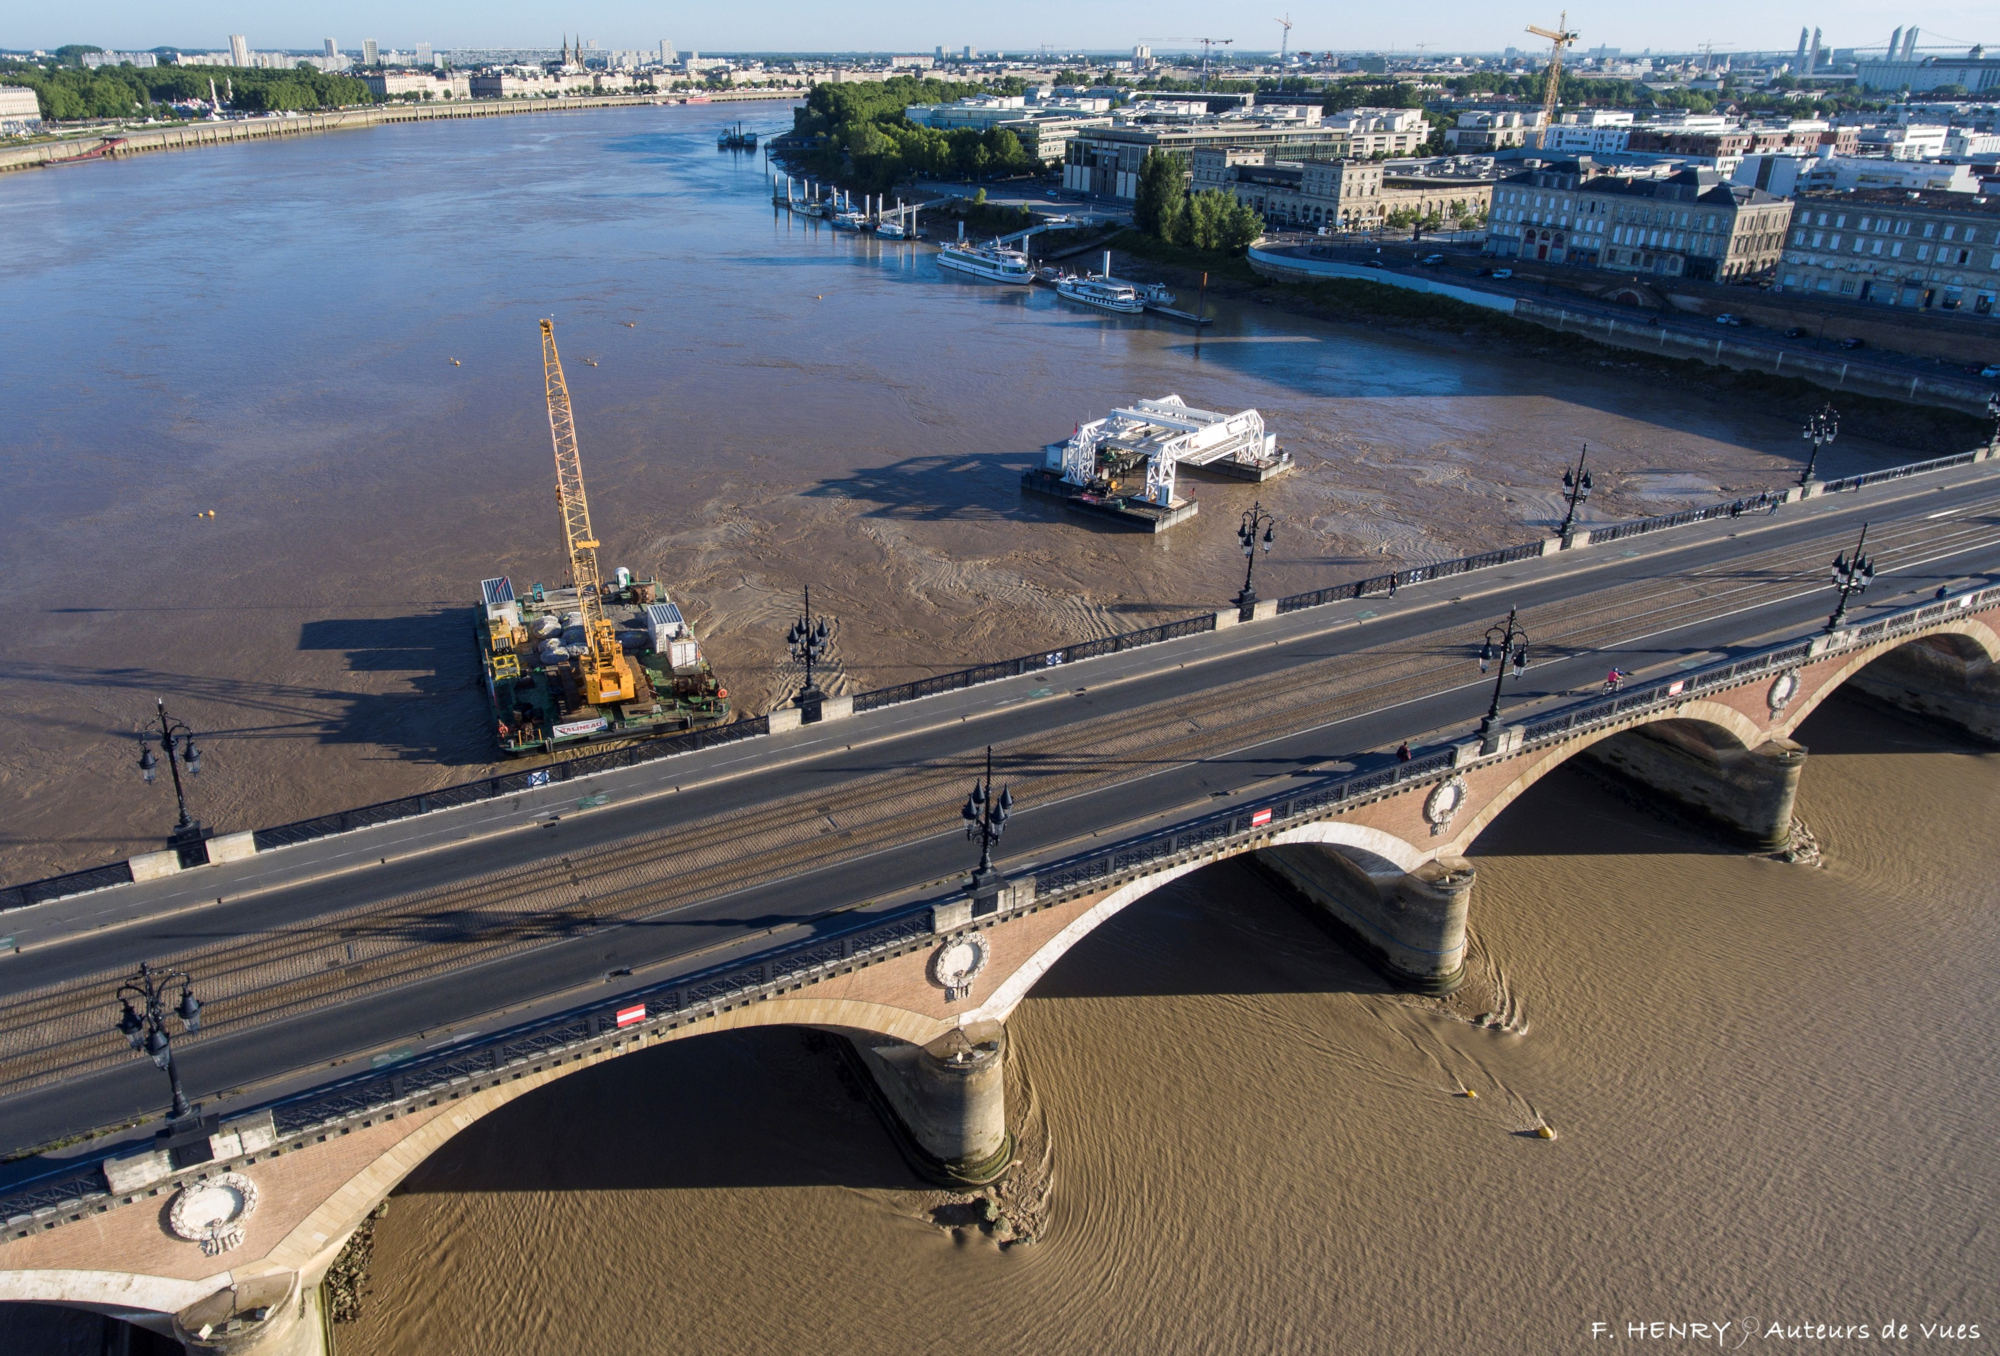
(2, 58, 375, 120)
(785, 75, 1039, 192)
(1132, 151, 1264, 254)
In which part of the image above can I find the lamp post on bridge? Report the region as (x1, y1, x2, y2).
(136, 697, 207, 855)
(1557, 443, 1592, 541)
(961, 745, 1014, 909)
(785, 586, 832, 719)
(115, 962, 203, 1127)
(1799, 403, 1838, 488)
(1477, 607, 1531, 739)
(1824, 522, 1874, 633)
(1234, 501, 1276, 621)
(1986, 392, 2000, 452)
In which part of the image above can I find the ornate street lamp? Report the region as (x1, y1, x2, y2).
(115, 962, 202, 1125)
(1477, 607, 1531, 738)
(1800, 403, 1838, 487)
(784, 586, 832, 716)
(1825, 523, 1875, 633)
(137, 698, 206, 852)
(1234, 501, 1276, 620)
(1558, 443, 1592, 540)
(961, 745, 1014, 901)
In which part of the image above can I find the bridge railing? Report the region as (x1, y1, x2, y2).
(1276, 540, 1547, 614)
(1817, 448, 1985, 496)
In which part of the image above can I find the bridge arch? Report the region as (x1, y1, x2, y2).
(971, 820, 1429, 1025)
(1444, 702, 1760, 856)
(1773, 621, 2000, 742)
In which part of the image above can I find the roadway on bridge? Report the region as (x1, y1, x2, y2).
(3, 469, 1998, 1154)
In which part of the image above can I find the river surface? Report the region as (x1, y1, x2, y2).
(0, 103, 1939, 881)
(0, 106, 1993, 1355)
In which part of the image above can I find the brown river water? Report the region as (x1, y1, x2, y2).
(0, 106, 1992, 1353)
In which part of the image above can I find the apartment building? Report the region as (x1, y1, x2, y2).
(1486, 158, 1792, 281)
(1776, 189, 2000, 316)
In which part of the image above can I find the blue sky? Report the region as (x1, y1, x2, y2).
(15, 3, 1996, 57)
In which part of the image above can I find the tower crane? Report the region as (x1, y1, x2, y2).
(1275, 16, 1293, 64)
(1196, 37, 1233, 90)
(539, 318, 636, 707)
(1525, 11, 1580, 151)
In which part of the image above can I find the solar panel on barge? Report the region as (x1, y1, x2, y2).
(480, 577, 515, 609)
(644, 602, 685, 646)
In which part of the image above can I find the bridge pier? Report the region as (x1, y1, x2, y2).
(1582, 725, 1805, 850)
(1843, 637, 2000, 744)
(851, 1022, 1012, 1185)
(172, 1270, 326, 1355)
(1255, 847, 1471, 993)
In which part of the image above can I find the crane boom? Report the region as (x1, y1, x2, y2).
(1526, 12, 1579, 151)
(540, 318, 636, 706)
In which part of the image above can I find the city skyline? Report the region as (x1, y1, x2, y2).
(11, 2, 1998, 60)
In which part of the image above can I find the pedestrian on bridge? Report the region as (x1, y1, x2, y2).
(1397, 741, 1412, 763)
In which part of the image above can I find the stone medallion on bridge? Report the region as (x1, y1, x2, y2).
(929, 933, 990, 1002)
(1423, 776, 1468, 835)
(167, 1171, 259, 1256)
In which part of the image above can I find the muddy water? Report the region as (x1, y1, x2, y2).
(325, 693, 1996, 1355)
(0, 105, 1938, 881)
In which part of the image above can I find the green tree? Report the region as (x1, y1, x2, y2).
(1133, 149, 1188, 240)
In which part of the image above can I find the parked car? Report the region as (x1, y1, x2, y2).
(1420, 253, 1445, 265)
(1715, 313, 1743, 326)
(1839, 337, 1865, 349)
(1981, 364, 2000, 378)
(1490, 268, 1513, 279)
(1365, 260, 1387, 268)
(1784, 326, 1805, 338)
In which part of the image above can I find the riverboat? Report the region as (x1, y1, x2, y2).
(1056, 274, 1146, 314)
(829, 209, 867, 231)
(474, 573, 730, 756)
(718, 122, 758, 150)
(876, 219, 907, 240)
(936, 240, 1033, 284)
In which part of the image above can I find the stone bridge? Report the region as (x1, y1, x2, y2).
(2, 587, 1995, 1354)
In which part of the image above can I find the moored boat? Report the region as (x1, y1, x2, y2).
(1056, 274, 1146, 314)
(937, 240, 1033, 283)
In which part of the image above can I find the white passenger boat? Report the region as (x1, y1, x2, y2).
(936, 240, 1033, 283)
(829, 209, 867, 231)
(876, 219, 907, 240)
(1056, 274, 1146, 314)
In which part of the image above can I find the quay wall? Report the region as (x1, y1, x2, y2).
(1245, 244, 1996, 416)
(0, 90, 800, 175)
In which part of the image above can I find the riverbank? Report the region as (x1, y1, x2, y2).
(0, 89, 800, 175)
(1104, 230, 1986, 449)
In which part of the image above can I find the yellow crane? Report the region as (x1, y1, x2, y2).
(539, 318, 636, 706)
(1525, 12, 1580, 151)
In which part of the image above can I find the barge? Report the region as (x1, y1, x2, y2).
(476, 573, 730, 756)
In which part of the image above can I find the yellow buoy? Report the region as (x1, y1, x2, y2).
(1462, 1089, 1478, 1099)
(450, 357, 461, 366)
(1535, 1124, 1556, 1140)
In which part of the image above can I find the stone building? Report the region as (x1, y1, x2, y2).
(1485, 158, 1792, 281)
(1776, 189, 2000, 317)
(1190, 149, 1493, 231)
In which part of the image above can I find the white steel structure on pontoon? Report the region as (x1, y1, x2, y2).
(1044, 395, 1280, 506)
